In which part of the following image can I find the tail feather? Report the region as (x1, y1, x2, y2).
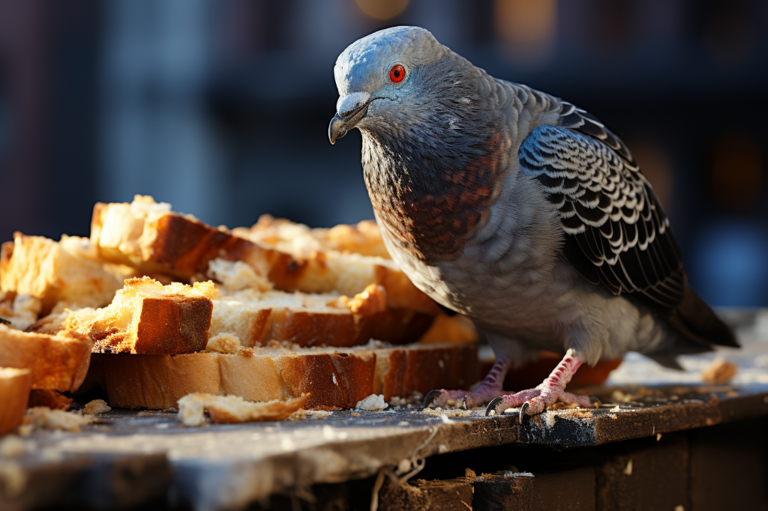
(664, 274, 739, 349)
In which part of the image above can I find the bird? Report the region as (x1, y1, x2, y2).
(328, 26, 738, 419)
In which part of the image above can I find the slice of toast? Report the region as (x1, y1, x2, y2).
(90, 196, 440, 315)
(31, 277, 215, 355)
(0, 367, 32, 435)
(0, 324, 92, 392)
(92, 342, 479, 410)
(0, 233, 127, 316)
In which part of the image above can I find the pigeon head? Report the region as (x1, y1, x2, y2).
(329, 27, 505, 264)
(329, 26, 454, 144)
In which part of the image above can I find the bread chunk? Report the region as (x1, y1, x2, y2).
(177, 393, 309, 426)
(0, 233, 126, 316)
(0, 325, 92, 392)
(32, 277, 216, 355)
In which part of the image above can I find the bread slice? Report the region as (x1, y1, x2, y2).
(0, 324, 92, 392)
(0, 367, 31, 435)
(31, 277, 216, 355)
(238, 215, 390, 259)
(92, 342, 479, 410)
(90, 196, 440, 315)
(0, 233, 127, 316)
(210, 283, 433, 348)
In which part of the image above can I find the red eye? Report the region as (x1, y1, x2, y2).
(389, 64, 406, 83)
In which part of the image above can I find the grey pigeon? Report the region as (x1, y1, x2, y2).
(329, 26, 737, 417)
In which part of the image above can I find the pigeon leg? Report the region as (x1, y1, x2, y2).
(485, 349, 591, 416)
(424, 356, 511, 409)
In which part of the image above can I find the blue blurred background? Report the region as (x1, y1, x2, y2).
(0, 0, 766, 306)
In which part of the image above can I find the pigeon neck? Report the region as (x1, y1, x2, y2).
(361, 125, 504, 264)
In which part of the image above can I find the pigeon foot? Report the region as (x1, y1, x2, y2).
(485, 349, 590, 416)
(423, 356, 511, 409)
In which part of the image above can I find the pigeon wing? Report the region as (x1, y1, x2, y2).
(518, 107, 684, 309)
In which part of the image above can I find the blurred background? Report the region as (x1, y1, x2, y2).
(0, 0, 766, 306)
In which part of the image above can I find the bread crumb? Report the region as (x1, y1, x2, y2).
(355, 394, 388, 411)
(288, 409, 332, 421)
(623, 459, 633, 476)
(207, 259, 273, 292)
(177, 393, 310, 426)
(421, 407, 472, 418)
(0, 436, 27, 457)
(22, 407, 93, 433)
(0, 460, 26, 497)
(204, 333, 243, 354)
(340, 284, 387, 315)
(701, 359, 737, 385)
(6, 294, 42, 331)
(83, 399, 111, 415)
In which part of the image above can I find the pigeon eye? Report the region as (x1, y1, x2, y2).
(389, 64, 406, 83)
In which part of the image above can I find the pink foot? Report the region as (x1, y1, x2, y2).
(424, 357, 511, 409)
(485, 349, 591, 417)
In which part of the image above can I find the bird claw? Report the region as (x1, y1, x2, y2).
(422, 389, 443, 408)
(485, 396, 504, 416)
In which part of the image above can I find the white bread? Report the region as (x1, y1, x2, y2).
(90, 196, 440, 315)
(0, 324, 91, 392)
(210, 283, 434, 348)
(0, 368, 31, 435)
(237, 215, 390, 259)
(31, 277, 216, 355)
(92, 341, 479, 410)
(0, 233, 127, 316)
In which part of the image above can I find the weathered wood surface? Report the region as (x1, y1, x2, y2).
(1, 309, 766, 510)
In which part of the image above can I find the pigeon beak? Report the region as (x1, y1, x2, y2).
(329, 92, 371, 144)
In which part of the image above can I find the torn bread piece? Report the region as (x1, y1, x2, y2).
(90, 196, 440, 315)
(0, 293, 43, 331)
(178, 393, 310, 426)
(31, 277, 216, 355)
(22, 407, 93, 433)
(0, 325, 92, 392)
(0, 233, 127, 316)
(0, 368, 31, 435)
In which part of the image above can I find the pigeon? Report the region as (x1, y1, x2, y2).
(328, 26, 738, 419)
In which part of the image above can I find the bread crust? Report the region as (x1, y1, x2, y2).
(0, 325, 92, 392)
(0, 233, 124, 316)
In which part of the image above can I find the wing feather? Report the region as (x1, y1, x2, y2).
(520, 117, 684, 309)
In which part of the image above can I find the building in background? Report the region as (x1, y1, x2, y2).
(0, 0, 766, 306)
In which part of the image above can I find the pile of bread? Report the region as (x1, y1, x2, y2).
(0, 196, 479, 432)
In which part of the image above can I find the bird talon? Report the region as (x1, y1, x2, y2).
(485, 396, 504, 416)
(519, 401, 530, 423)
(423, 389, 442, 408)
